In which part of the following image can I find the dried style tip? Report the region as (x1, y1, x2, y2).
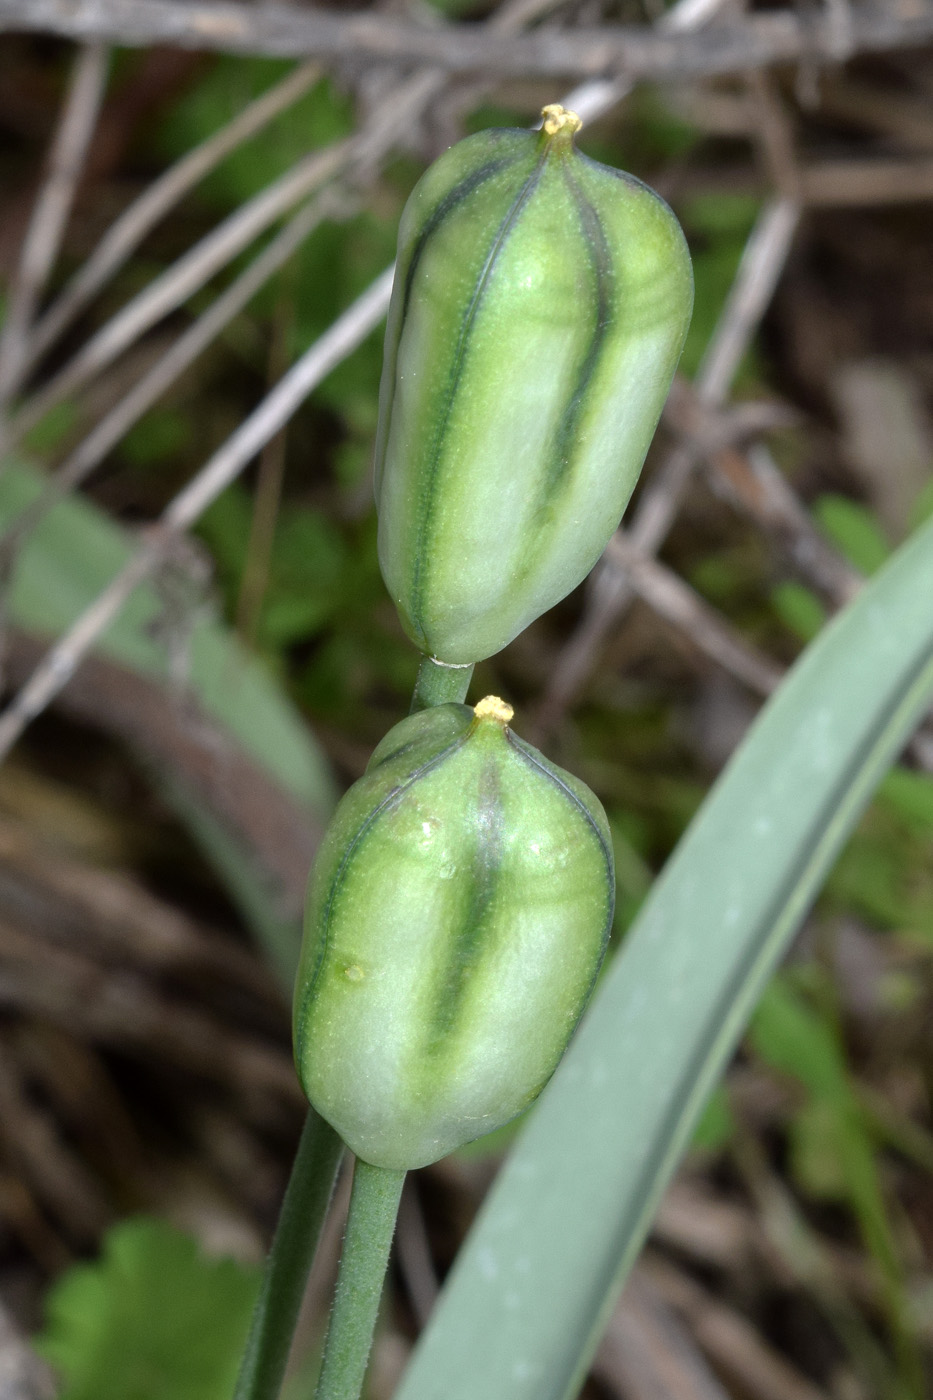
(540, 104, 582, 138)
(473, 695, 514, 725)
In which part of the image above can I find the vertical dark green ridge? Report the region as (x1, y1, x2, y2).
(374, 153, 522, 495)
(534, 165, 615, 511)
(508, 732, 616, 961)
(407, 150, 549, 638)
(420, 749, 505, 1060)
(295, 729, 472, 1053)
(399, 152, 526, 329)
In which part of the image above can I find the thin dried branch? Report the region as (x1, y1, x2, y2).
(533, 197, 801, 737)
(745, 69, 801, 202)
(12, 58, 322, 395)
(709, 440, 861, 606)
(236, 276, 294, 644)
(694, 198, 801, 412)
(0, 917, 300, 1108)
(820, 76, 933, 152)
(1, 0, 931, 78)
(0, 809, 286, 1002)
(0, 1300, 57, 1400)
(800, 156, 933, 206)
(646, 1255, 830, 1400)
(6, 138, 353, 445)
(1, 632, 322, 918)
(2, 188, 353, 548)
(699, 444, 933, 768)
(606, 534, 783, 698)
(164, 265, 394, 529)
(595, 1266, 731, 1400)
(652, 1178, 759, 1273)
(0, 268, 395, 763)
(0, 43, 109, 404)
(4, 61, 450, 450)
(0, 1044, 111, 1240)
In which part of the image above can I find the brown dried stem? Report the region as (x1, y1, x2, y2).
(0, 43, 109, 405)
(533, 196, 801, 738)
(0, 268, 395, 762)
(0, 0, 930, 79)
(9, 58, 323, 397)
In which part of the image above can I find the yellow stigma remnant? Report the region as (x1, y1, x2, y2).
(541, 104, 582, 139)
(474, 695, 514, 726)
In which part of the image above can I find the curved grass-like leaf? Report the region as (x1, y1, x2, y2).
(395, 509, 933, 1400)
(0, 459, 336, 979)
(0, 460, 335, 818)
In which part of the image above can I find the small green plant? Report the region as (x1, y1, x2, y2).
(37, 1218, 260, 1400)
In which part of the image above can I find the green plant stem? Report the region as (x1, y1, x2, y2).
(313, 1160, 406, 1400)
(410, 654, 473, 711)
(234, 1108, 344, 1400)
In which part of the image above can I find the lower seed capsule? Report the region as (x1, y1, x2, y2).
(293, 697, 614, 1169)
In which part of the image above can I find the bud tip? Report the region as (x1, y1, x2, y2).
(473, 695, 514, 726)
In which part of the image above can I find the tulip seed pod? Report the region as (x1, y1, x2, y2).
(376, 104, 693, 664)
(293, 696, 614, 1170)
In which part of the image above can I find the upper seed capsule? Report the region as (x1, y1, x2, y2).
(293, 697, 614, 1170)
(375, 104, 693, 664)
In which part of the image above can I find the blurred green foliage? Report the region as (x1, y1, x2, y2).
(815, 494, 892, 575)
(827, 770, 933, 939)
(121, 406, 192, 467)
(153, 61, 354, 208)
(36, 1218, 260, 1400)
(680, 194, 761, 383)
(771, 579, 828, 642)
(750, 976, 923, 1389)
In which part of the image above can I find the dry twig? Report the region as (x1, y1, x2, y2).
(0, 268, 394, 762)
(0, 0, 715, 758)
(595, 1266, 731, 1400)
(1, 0, 930, 79)
(11, 58, 323, 395)
(606, 534, 783, 698)
(0, 43, 109, 405)
(0, 916, 300, 1109)
(533, 197, 801, 738)
(1, 187, 355, 546)
(0, 1301, 56, 1400)
(6, 138, 354, 445)
(645, 1255, 830, 1400)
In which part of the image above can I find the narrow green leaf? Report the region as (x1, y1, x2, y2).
(395, 510, 933, 1400)
(815, 493, 891, 575)
(0, 460, 335, 819)
(0, 459, 336, 976)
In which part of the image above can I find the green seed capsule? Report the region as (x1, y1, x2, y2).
(376, 105, 693, 664)
(293, 696, 614, 1170)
